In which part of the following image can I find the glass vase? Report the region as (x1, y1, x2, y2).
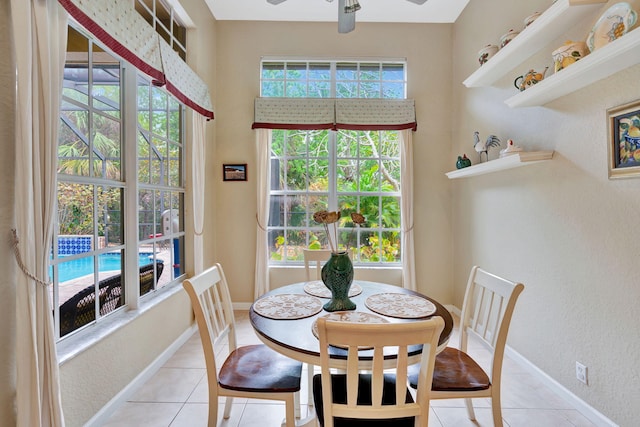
(321, 251, 356, 312)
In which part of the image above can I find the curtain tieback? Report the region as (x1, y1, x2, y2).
(11, 229, 51, 287)
(256, 214, 267, 232)
(402, 223, 414, 233)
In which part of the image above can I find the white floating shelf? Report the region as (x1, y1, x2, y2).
(463, 0, 605, 88)
(506, 27, 640, 107)
(446, 151, 554, 179)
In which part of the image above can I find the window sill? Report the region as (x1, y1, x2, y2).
(269, 264, 402, 269)
(57, 281, 184, 366)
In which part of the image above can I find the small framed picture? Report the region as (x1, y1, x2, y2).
(223, 163, 247, 181)
(608, 100, 640, 179)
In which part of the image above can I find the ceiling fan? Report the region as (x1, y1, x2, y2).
(266, 0, 429, 34)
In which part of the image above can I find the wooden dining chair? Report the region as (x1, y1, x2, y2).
(183, 263, 302, 427)
(303, 249, 332, 282)
(313, 316, 445, 427)
(408, 266, 524, 427)
(302, 248, 332, 406)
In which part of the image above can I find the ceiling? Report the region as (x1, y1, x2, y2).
(203, 0, 470, 24)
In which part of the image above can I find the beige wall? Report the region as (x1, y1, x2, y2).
(59, 292, 192, 426)
(452, 0, 640, 425)
(214, 21, 455, 303)
(182, 0, 219, 274)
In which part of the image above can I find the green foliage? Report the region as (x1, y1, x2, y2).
(57, 183, 121, 236)
(263, 60, 405, 263)
(270, 127, 402, 263)
(58, 73, 182, 239)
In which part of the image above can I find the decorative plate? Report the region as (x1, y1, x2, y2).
(253, 294, 323, 320)
(312, 311, 389, 348)
(586, 2, 638, 52)
(365, 293, 437, 319)
(303, 281, 363, 298)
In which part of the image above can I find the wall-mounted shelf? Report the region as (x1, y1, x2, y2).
(505, 27, 640, 107)
(446, 151, 554, 179)
(463, 0, 606, 88)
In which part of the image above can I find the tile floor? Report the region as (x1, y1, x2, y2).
(104, 311, 597, 427)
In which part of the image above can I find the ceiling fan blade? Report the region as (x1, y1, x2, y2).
(266, 0, 288, 4)
(406, 0, 428, 4)
(338, 0, 356, 33)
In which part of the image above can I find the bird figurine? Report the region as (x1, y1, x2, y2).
(473, 131, 501, 162)
(456, 154, 472, 169)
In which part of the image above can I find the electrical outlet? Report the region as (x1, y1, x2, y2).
(576, 361, 588, 385)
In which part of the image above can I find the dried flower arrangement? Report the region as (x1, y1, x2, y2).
(313, 210, 366, 254)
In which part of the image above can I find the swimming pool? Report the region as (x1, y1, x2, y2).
(54, 253, 155, 283)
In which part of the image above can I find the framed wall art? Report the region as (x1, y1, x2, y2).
(608, 100, 640, 179)
(223, 163, 247, 181)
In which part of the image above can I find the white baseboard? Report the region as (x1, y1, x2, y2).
(445, 304, 616, 427)
(504, 346, 618, 427)
(84, 324, 198, 427)
(444, 304, 460, 318)
(233, 302, 253, 311)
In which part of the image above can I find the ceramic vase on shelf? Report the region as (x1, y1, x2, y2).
(552, 41, 589, 73)
(499, 29, 519, 48)
(478, 44, 499, 65)
(321, 251, 355, 312)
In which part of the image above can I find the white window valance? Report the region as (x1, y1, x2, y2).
(252, 98, 336, 130)
(58, 0, 214, 119)
(252, 98, 416, 131)
(58, 0, 164, 83)
(159, 40, 214, 119)
(335, 99, 417, 131)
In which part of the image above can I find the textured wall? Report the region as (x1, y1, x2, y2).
(214, 21, 455, 303)
(59, 292, 192, 426)
(451, 0, 640, 425)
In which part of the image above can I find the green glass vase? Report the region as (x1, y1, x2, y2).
(321, 251, 356, 312)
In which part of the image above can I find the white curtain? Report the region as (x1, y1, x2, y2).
(11, 0, 67, 425)
(192, 114, 207, 274)
(254, 129, 271, 299)
(400, 130, 416, 291)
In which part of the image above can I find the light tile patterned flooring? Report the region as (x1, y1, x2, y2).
(104, 311, 596, 427)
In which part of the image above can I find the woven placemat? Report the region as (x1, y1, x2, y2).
(365, 293, 436, 319)
(303, 281, 363, 299)
(253, 294, 323, 320)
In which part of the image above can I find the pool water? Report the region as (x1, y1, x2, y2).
(55, 253, 154, 283)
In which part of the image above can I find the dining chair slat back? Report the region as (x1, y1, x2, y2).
(183, 263, 302, 427)
(409, 265, 524, 427)
(302, 248, 333, 408)
(314, 316, 445, 427)
(303, 249, 332, 282)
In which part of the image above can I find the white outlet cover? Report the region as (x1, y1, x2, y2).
(576, 362, 588, 384)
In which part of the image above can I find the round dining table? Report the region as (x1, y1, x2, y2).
(249, 280, 454, 368)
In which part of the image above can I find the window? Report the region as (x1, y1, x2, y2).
(52, 26, 185, 339)
(136, 77, 185, 292)
(261, 61, 406, 98)
(262, 60, 405, 265)
(135, 0, 187, 60)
